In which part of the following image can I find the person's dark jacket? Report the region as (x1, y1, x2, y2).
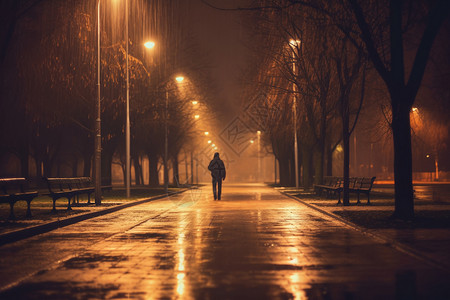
(208, 154, 226, 180)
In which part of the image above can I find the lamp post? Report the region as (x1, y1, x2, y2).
(125, 0, 131, 198)
(164, 89, 169, 194)
(95, 0, 102, 205)
(289, 39, 300, 189)
(257, 130, 261, 182)
(163, 75, 185, 193)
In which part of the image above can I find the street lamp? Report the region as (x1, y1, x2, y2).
(94, 0, 102, 205)
(257, 130, 261, 182)
(163, 75, 185, 193)
(124, 0, 131, 198)
(289, 39, 300, 189)
(144, 41, 155, 49)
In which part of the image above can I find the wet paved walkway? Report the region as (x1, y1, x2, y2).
(0, 184, 449, 299)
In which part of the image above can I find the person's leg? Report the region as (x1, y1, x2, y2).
(212, 178, 217, 200)
(218, 178, 222, 200)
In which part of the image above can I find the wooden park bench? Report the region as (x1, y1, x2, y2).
(315, 176, 376, 205)
(0, 178, 39, 219)
(314, 176, 342, 199)
(349, 176, 376, 204)
(44, 177, 95, 211)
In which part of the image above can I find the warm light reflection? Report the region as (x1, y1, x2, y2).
(177, 273, 185, 295)
(178, 249, 185, 271)
(212, 144, 215, 147)
(144, 41, 155, 49)
(250, 140, 254, 144)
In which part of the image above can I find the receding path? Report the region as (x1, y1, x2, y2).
(0, 184, 449, 299)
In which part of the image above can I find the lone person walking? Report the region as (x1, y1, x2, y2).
(208, 152, 226, 200)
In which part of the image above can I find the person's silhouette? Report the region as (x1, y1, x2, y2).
(208, 152, 226, 200)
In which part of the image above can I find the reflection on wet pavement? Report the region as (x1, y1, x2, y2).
(0, 184, 449, 299)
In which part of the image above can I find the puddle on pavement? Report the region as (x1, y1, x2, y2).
(115, 232, 169, 240)
(63, 254, 128, 269)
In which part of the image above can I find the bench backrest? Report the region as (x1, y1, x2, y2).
(0, 178, 28, 196)
(45, 177, 92, 193)
(357, 177, 376, 189)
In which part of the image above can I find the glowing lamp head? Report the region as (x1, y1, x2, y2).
(144, 41, 155, 49)
(250, 140, 254, 144)
(176, 76, 184, 83)
(208, 140, 212, 144)
(192, 101, 198, 105)
(289, 39, 301, 47)
(194, 114, 200, 120)
(204, 132, 209, 136)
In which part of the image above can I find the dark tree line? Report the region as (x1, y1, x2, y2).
(0, 0, 215, 187)
(241, 0, 449, 219)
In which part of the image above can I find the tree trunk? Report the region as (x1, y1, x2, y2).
(342, 109, 350, 206)
(101, 151, 113, 186)
(279, 157, 290, 186)
(133, 156, 141, 185)
(301, 145, 312, 189)
(148, 153, 159, 187)
(83, 152, 91, 177)
(391, 103, 414, 219)
(172, 155, 179, 186)
(326, 142, 333, 176)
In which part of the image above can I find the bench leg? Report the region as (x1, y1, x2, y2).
(67, 197, 72, 210)
(88, 193, 91, 204)
(337, 192, 342, 204)
(52, 199, 57, 212)
(8, 202, 16, 220)
(367, 193, 371, 205)
(26, 200, 32, 218)
(357, 193, 361, 204)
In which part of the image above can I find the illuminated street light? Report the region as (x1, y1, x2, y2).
(194, 114, 200, 120)
(257, 131, 261, 182)
(289, 39, 301, 47)
(144, 41, 155, 49)
(289, 39, 301, 189)
(163, 75, 187, 193)
(94, 0, 102, 205)
(204, 132, 209, 136)
(250, 140, 254, 144)
(124, 0, 131, 198)
(212, 144, 216, 147)
(208, 140, 212, 144)
(192, 101, 198, 105)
